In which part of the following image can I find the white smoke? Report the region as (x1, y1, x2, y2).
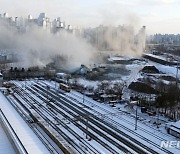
(0, 12, 146, 70)
(0, 19, 97, 69)
(90, 25, 146, 57)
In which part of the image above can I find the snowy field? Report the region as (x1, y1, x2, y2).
(3, 79, 180, 154)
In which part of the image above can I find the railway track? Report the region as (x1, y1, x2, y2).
(9, 91, 63, 154)
(36, 82, 173, 154)
(27, 86, 127, 153)
(67, 92, 172, 141)
(32, 83, 160, 154)
(41, 80, 172, 140)
(25, 87, 107, 154)
(40, 81, 175, 150)
(11, 82, 118, 154)
(10, 80, 175, 153)
(12, 87, 83, 154)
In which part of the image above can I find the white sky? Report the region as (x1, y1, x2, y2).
(0, 0, 180, 34)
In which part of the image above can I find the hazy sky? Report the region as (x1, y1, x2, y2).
(0, 0, 180, 34)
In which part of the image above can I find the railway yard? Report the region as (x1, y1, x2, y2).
(1, 5, 180, 153)
(1, 79, 179, 154)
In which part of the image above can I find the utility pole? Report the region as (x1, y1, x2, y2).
(175, 57, 179, 121)
(47, 86, 50, 102)
(82, 78, 86, 104)
(82, 86, 85, 104)
(86, 118, 88, 139)
(157, 108, 159, 128)
(176, 62, 179, 88)
(135, 101, 138, 130)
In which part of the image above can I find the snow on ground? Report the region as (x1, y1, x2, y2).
(121, 63, 145, 99)
(147, 60, 179, 78)
(2, 54, 179, 153)
(108, 56, 132, 62)
(124, 63, 144, 85)
(6, 79, 180, 153)
(68, 62, 146, 92)
(0, 91, 50, 154)
(168, 120, 180, 128)
(145, 53, 167, 61)
(65, 90, 180, 154)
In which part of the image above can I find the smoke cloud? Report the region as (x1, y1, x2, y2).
(84, 24, 146, 57)
(0, 19, 97, 69)
(0, 12, 146, 70)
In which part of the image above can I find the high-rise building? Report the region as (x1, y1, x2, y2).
(3, 12, 8, 18)
(28, 15, 33, 20)
(0, 12, 74, 34)
(38, 13, 46, 27)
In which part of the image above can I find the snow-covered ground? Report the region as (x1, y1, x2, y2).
(66, 90, 180, 154)
(1, 53, 179, 153)
(6, 79, 179, 153)
(148, 60, 179, 78)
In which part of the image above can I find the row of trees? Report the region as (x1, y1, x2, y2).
(95, 81, 123, 99)
(155, 81, 180, 120)
(70, 79, 123, 101)
(70, 77, 180, 120)
(129, 79, 180, 120)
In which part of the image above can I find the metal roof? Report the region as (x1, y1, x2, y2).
(0, 92, 50, 154)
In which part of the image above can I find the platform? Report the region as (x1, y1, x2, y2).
(0, 91, 50, 154)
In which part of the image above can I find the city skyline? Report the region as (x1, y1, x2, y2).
(0, 0, 180, 34)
